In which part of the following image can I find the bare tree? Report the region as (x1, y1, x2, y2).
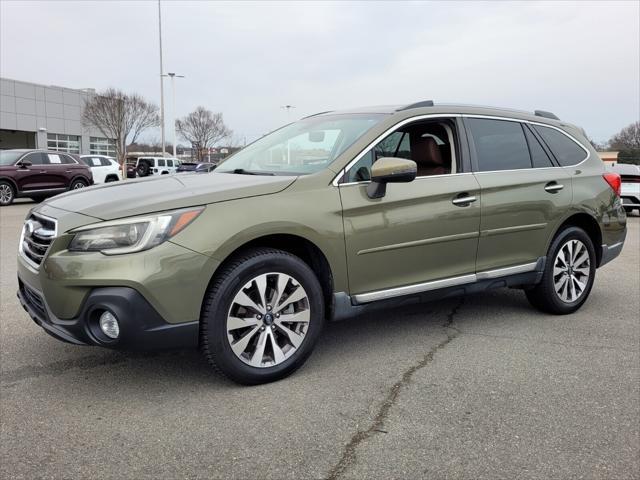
(609, 122, 640, 165)
(609, 121, 640, 150)
(176, 107, 232, 160)
(82, 88, 159, 173)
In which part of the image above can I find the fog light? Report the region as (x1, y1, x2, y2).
(99, 311, 120, 339)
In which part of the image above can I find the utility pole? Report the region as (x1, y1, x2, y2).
(162, 72, 185, 157)
(158, 0, 166, 156)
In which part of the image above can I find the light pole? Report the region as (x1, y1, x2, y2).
(281, 105, 295, 164)
(281, 104, 295, 121)
(162, 72, 185, 157)
(157, 0, 166, 156)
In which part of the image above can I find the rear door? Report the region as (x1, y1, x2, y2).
(465, 117, 572, 273)
(39, 153, 71, 189)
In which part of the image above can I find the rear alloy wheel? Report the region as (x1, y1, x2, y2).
(71, 179, 87, 190)
(0, 182, 15, 206)
(526, 226, 596, 314)
(201, 248, 324, 384)
(552, 239, 591, 304)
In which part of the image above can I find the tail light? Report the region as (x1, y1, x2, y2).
(603, 172, 621, 197)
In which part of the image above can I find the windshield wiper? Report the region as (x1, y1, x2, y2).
(226, 168, 275, 176)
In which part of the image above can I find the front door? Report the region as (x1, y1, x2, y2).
(339, 117, 481, 300)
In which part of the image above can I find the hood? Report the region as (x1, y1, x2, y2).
(41, 172, 297, 220)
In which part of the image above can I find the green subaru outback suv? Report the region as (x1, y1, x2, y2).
(17, 102, 626, 384)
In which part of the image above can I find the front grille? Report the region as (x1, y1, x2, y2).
(21, 282, 47, 320)
(19, 213, 57, 268)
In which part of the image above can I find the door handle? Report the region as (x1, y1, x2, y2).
(452, 195, 477, 206)
(40, 170, 47, 174)
(544, 182, 564, 193)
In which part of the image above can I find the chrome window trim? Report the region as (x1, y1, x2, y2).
(352, 260, 539, 304)
(462, 114, 590, 169)
(332, 112, 590, 186)
(332, 114, 463, 186)
(338, 171, 474, 187)
(18, 212, 58, 271)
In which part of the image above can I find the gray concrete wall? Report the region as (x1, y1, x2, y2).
(0, 77, 105, 153)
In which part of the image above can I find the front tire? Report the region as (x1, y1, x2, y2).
(70, 178, 87, 190)
(526, 226, 596, 314)
(200, 248, 325, 385)
(0, 181, 15, 206)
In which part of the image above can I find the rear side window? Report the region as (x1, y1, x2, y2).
(523, 126, 554, 168)
(101, 158, 112, 167)
(533, 125, 587, 167)
(60, 154, 76, 164)
(467, 118, 531, 171)
(157, 159, 166, 167)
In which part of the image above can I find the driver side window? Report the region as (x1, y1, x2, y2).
(343, 120, 457, 183)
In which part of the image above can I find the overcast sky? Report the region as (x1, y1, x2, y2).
(1, 0, 638, 144)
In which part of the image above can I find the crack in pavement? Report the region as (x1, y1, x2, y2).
(325, 297, 465, 480)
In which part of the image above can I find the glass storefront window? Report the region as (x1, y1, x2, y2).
(47, 133, 80, 154)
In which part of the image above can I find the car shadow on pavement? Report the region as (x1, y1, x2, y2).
(3, 289, 537, 391)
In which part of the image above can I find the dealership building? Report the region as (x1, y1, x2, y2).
(0, 77, 116, 156)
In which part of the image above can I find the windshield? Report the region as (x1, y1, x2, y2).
(0, 151, 25, 166)
(215, 113, 387, 175)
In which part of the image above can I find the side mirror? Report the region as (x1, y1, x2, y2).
(19, 160, 32, 168)
(366, 157, 417, 199)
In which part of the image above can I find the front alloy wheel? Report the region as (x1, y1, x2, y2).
(227, 273, 310, 368)
(0, 182, 15, 206)
(201, 248, 324, 385)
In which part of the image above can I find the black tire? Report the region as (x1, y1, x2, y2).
(525, 226, 596, 315)
(200, 247, 325, 385)
(137, 162, 150, 177)
(0, 181, 15, 206)
(105, 175, 119, 183)
(70, 178, 87, 190)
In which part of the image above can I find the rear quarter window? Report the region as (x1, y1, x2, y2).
(533, 125, 588, 167)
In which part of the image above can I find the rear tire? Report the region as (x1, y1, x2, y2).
(525, 226, 596, 315)
(200, 248, 324, 385)
(0, 181, 15, 206)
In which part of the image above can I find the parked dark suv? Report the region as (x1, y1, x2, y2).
(0, 149, 93, 206)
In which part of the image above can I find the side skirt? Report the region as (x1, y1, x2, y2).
(331, 258, 545, 322)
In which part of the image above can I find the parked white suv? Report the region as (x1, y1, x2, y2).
(608, 163, 640, 214)
(135, 156, 181, 177)
(79, 155, 122, 184)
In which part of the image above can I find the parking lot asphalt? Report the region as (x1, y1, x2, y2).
(1, 200, 638, 480)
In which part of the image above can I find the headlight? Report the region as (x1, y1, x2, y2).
(68, 207, 204, 255)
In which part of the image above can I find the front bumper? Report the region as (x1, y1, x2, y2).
(17, 279, 199, 349)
